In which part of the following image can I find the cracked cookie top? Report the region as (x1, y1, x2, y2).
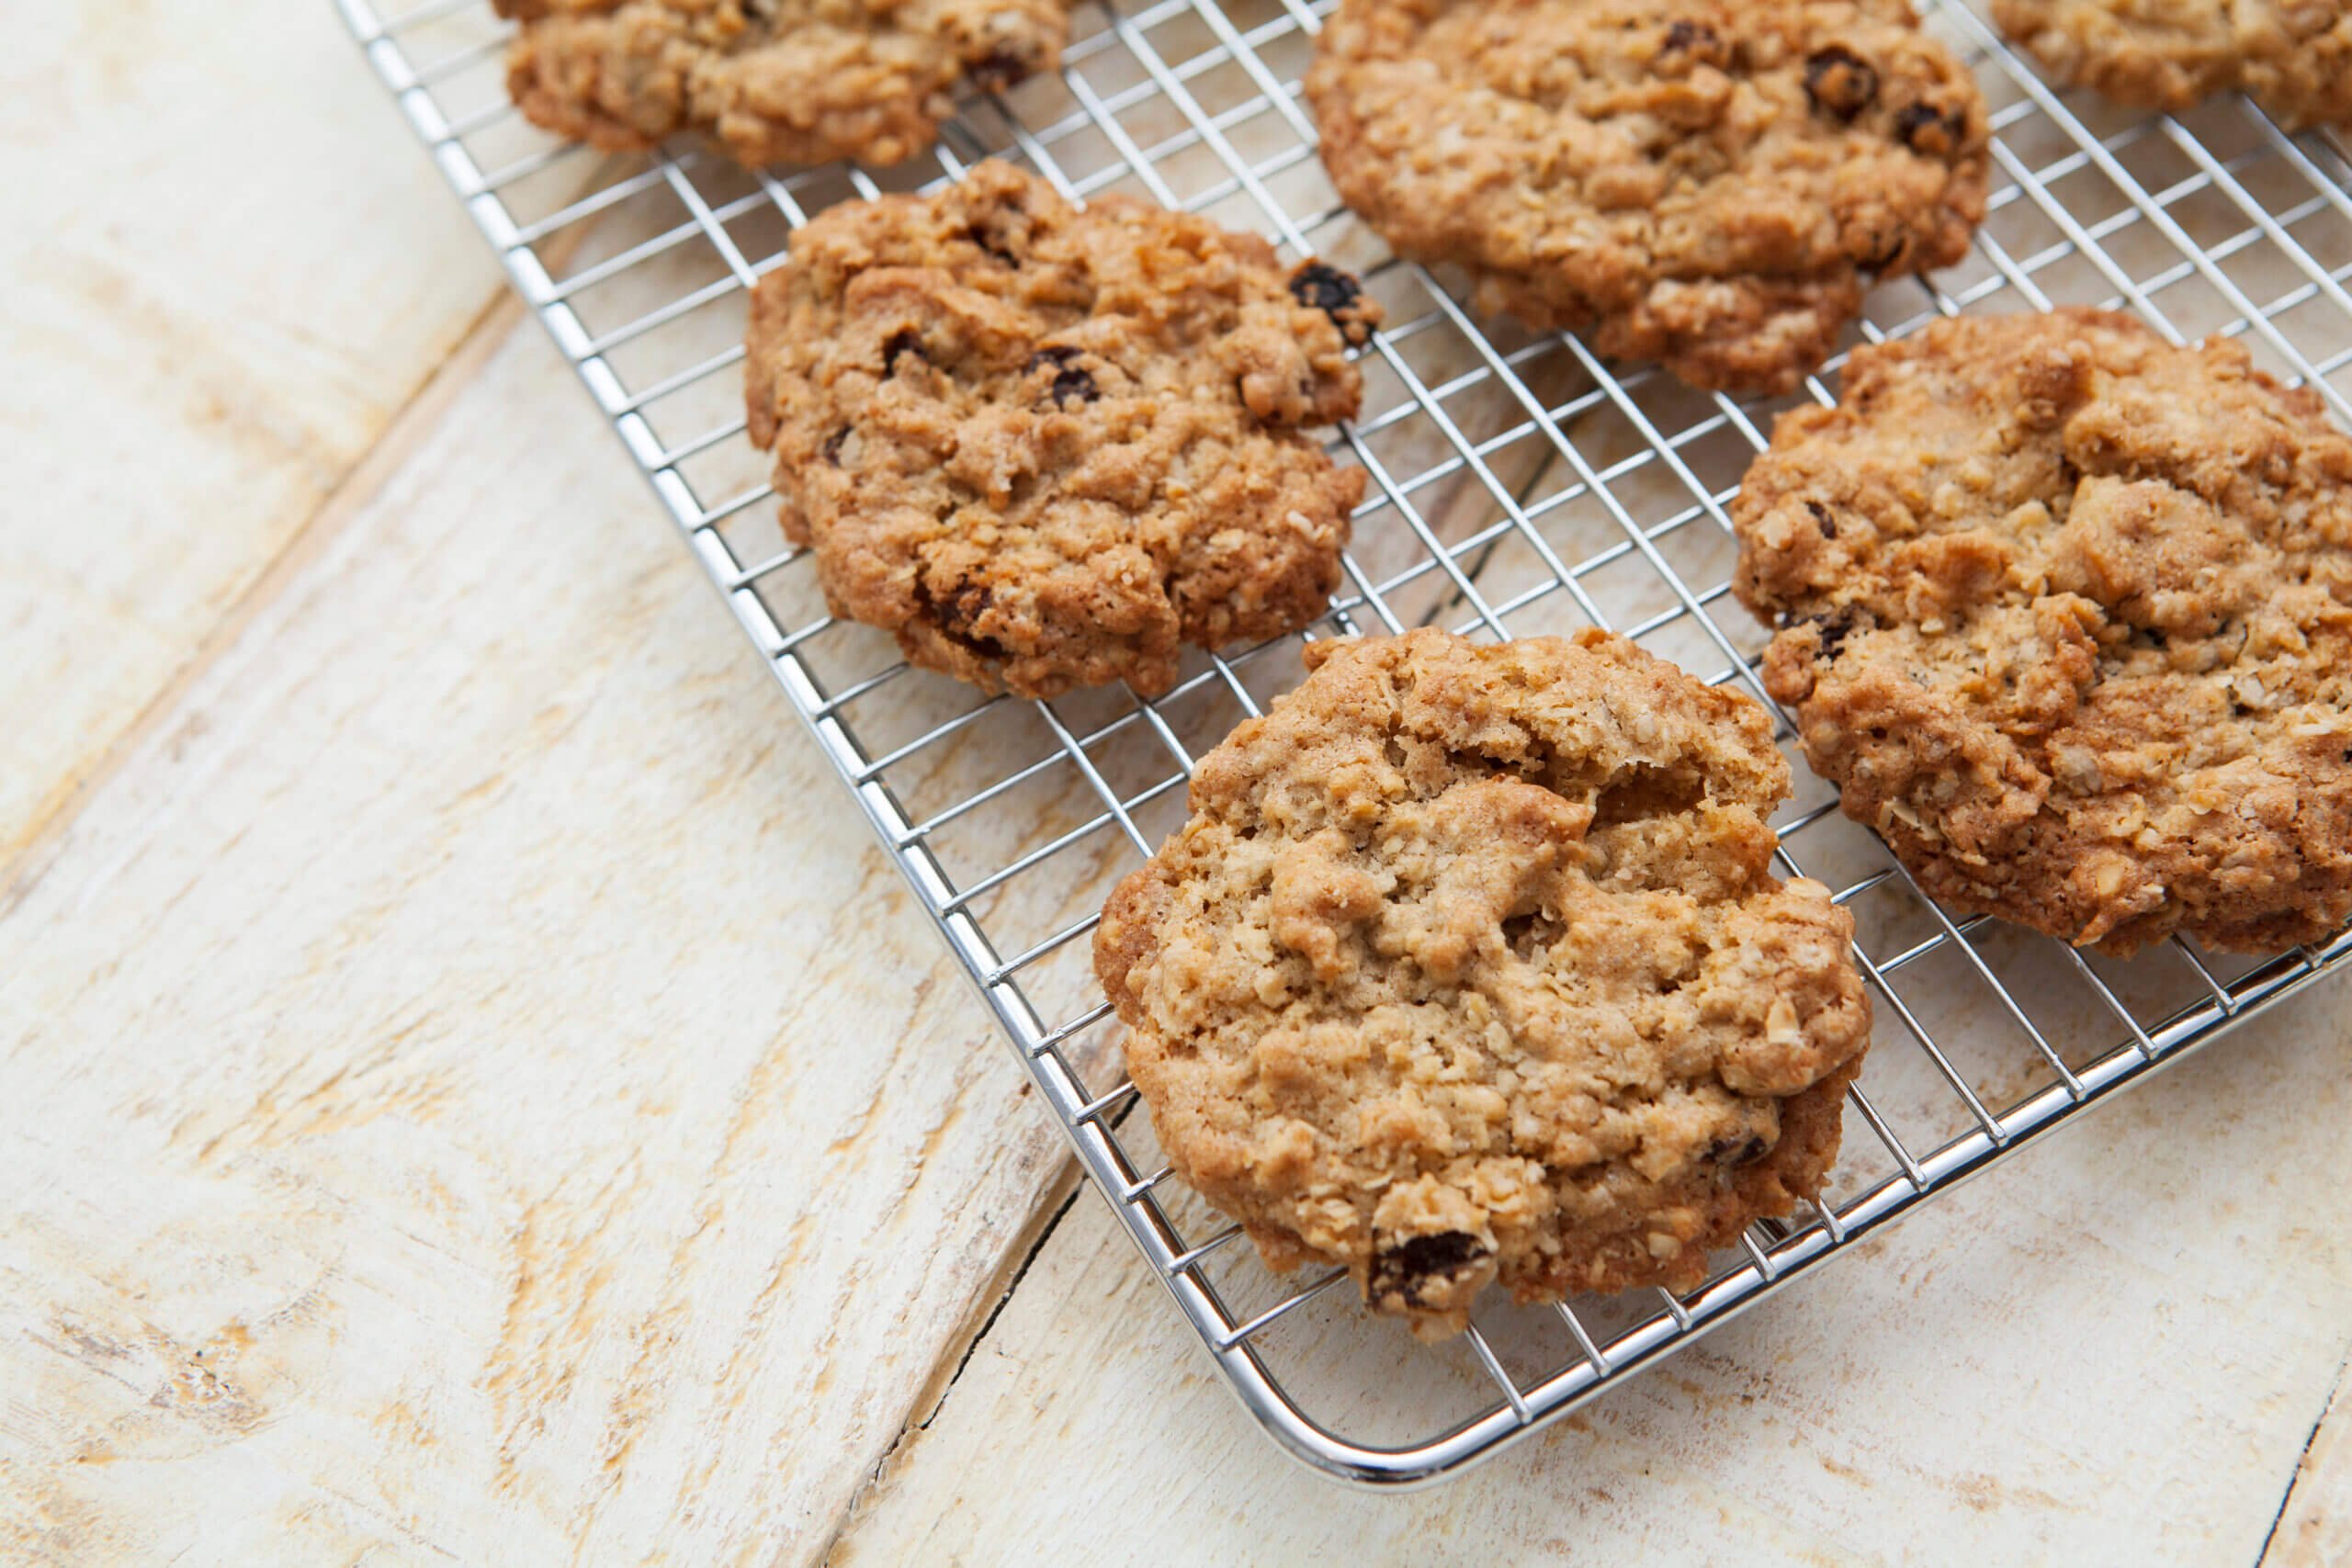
(495, 0, 1071, 168)
(1306, 0, 1989, 393)
(1093, 628, 1871, 1337)
(745, 162, 1377, 698)
(1734, 308, 2352, 953)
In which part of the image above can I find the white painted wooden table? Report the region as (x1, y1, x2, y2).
(3, 7, 2346, 1563)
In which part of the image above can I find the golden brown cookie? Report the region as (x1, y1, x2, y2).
(1733, 309, 2352, 954)
(494, 0, 1069, 168)
(1993, 0, 2352, 130)
(1305, 0, 1990, 395)
(1094, 629, 1872, 1338)
(745, 161, 1379, 698)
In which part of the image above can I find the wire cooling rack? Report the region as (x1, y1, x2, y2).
(342, 0, 2352, 1488)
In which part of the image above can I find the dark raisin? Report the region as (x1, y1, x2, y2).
(1659, 18, 1724, 62)
(965, 222, 1018, 265)
(1366, 1231, 1491, 1310)
(1807, 500, 1837, 538)
(1804, 46, 1879, 120)
(941, 581, 993, 634)
(1288, 262, 1368, 338)
(1706, 1134, 1772, 1168)
(967, 47, 1035, 93)
(915, 579, 1008, 660)
(1894, 100, 1964, 156)
(1806, 604, 1867, 661)
(1028, 345, 1098, 407)
(820, 426, 849, 466)
(1861, 229, 1911, 273)
(882, 329, 923, 376)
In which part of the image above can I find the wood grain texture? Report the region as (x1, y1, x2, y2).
(0, 319, 1071, 1566)
(0, 4, 500, 872)
(830, 991, 2352, 1566)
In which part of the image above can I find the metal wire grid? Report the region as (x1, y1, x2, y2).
(342, 0, 2352, 1487)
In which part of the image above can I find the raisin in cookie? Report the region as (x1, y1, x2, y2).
(1305, 0, 1990, 395)
(1093, 629, 1872, 1338)
(746, 162, 1378, 698)
(1733, 309, 2352, 954)
(494, 0, 1069, 168)
(1994, 0, 2352, 130)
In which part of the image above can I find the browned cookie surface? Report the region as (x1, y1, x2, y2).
(1993, 0, 2352, 129)
(1094, 629, 1871, 1338)
(1734, 309, 2352, 954)
(745, 162, 1378, 698)
(494, 0, 1069, 168)
(1306, 0, 1989, 394)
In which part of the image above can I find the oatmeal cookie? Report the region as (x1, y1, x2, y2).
(1305, 0, 1990, 395)
(494, 0, 1070, 168)
(1993, 0, 2352, 130)
(745, 162, 1379, 697)
(1094, 629, 1872, 1338)
(1733, 309, 2352, 954)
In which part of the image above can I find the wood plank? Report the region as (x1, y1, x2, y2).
(0, 316, 1078, 1565)
(825, 987, 2352, 1564)
(0, 4, 503, 871)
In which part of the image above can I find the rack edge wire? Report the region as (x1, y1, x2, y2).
(337, 0, 2352, 1490)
